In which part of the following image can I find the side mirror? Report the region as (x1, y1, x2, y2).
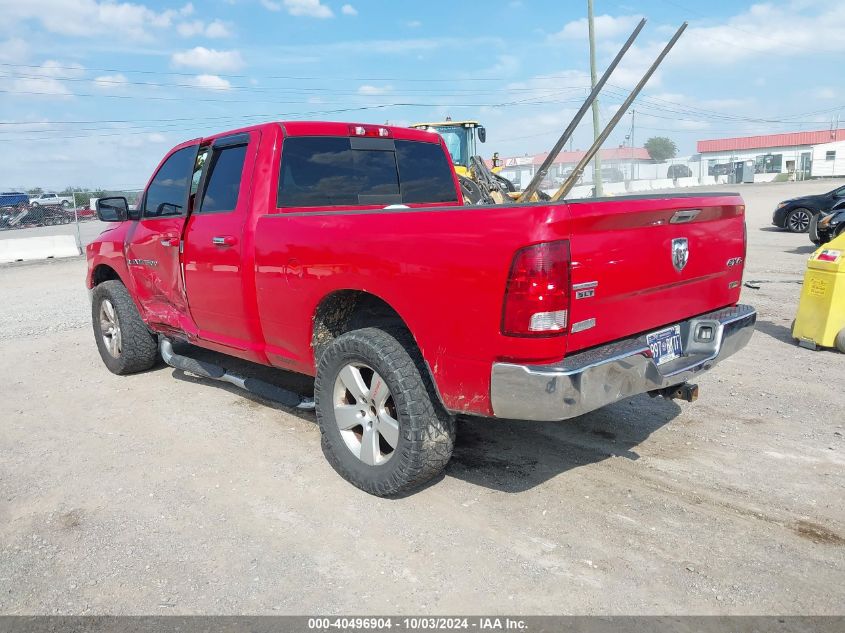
(96, 197, 129, 222)
(478, 126, 486, 143)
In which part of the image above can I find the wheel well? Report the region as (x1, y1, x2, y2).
(91, 264, 121, 287)
(312, 291, 409, 359)
(312, 290, 450, 413)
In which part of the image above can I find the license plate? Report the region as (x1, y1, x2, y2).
(647, 325, 683, 366)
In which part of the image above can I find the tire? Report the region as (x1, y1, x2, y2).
(91, 280, 159, 375)
(61, 200, 70, 208)
(314, 327, 456, 496)
(786, 208, 812, 233)
(836, 329, 845, 354)
(30, 202, 39, 208)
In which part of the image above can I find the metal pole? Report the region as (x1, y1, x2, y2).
(631, 108, 636, 180)
(72, 190, 82, 255)
(517, 17, 647, 202)
(588, 0, 603, 198)
(551, 22, 688, 202)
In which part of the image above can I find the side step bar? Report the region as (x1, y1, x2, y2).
(160, 339, 315, 410)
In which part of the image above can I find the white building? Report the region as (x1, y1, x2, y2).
(697, 128, 845, 179)
(811, 140, 845, 178)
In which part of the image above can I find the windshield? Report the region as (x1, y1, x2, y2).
(430, 125, 469, 167)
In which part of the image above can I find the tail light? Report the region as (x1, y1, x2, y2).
(349, 124, 391, 138)
(502, 240, 571, 337)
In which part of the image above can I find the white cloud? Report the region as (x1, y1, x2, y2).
(171, 47, 245, 72)
(205, 20, 231, 38)
(191, 74, 232, 91)
(0, 0, 184, 41)
(93, 73, 128, 90)
(341, 4, 357, 15)
(405, 20, 421, 28)
(177, 19, 231, 38)
(550, 14, 642, 41)
(358, 84, 392, 95)
(0, 1, 221, 42)
(816, 87, 836, 100)
(9, 60, 85, 98)
(0, 38, 29, 63)
(261, 0, 333, 18)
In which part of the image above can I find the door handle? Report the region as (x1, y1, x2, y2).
(160, 237, 180, 247)
(212, 235, 237, 247)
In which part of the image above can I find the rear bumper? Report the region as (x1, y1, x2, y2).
(490, 304, 756, 421)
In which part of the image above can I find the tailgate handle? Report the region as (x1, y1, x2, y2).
(670, 209, 701, 224)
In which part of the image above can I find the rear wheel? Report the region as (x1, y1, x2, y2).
(314, 327, 455, 496)
(786, 208, 812, 233)
(91, 280, 159, 375)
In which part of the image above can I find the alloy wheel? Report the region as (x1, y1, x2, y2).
(99, 299, 122, 358)
(333, 362, 400, 466)
(788, 209, 811, 232)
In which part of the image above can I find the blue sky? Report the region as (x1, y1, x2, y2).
(1, 0, 843, 189)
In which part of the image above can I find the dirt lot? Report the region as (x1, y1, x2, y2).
(1, 179, 843, 615)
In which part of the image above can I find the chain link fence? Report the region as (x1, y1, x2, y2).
(0, 190, 141, 253)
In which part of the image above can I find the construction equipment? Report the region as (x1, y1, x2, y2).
(410, 119, 518, 204)
(412, 18, 686, 205)
(410, 119, 487, 178)
(792, 232, 845, 353)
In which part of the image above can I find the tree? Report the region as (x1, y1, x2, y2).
(27, 187, 43, 196)
(644, 136, 678, 162)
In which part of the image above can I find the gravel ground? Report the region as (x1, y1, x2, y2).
(0, 180, 843, 615)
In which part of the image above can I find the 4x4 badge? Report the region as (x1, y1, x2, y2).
(672, 238, 689, 272)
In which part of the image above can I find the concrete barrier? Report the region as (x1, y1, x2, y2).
(628, 180, 652, 192)
(699, 176, 716, 185)
(676, 177, 698, 188)
(603, 182, 628, 196)
(566, 185, 594, 199)
(650, 179, 675, 191)
(0, 235, 81, 264)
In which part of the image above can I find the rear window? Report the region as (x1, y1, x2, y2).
(277, 136, 457, 208)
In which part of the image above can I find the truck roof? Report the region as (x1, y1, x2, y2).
(195, 121, 443, 145)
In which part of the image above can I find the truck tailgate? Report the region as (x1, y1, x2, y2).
(565, 193, 746, 353)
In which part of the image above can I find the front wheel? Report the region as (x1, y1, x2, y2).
(786, 208, 812, 233)
(91, 280, 159, 375)
(314, 327, 455, 496)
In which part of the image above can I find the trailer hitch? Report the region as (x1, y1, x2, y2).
(650, 382, 699, 403)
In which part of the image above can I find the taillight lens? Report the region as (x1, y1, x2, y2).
(502, 240, 571, 337)
(348, 124, 392, 138)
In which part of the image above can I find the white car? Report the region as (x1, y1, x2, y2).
(30, 192, 74, 208)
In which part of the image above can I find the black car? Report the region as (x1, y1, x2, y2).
(667, 164, 692, 179)
(772, 184, 845, 233)
(811, 201, 845, 245)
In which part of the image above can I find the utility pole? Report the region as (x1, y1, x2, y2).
(587, 0, 603, 197)
(630, 108, 636, 180)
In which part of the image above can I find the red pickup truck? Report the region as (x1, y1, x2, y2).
(86, 121, 756, 495)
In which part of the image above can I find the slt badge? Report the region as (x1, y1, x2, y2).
(672, 237, 689, 272)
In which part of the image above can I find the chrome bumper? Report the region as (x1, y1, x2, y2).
(490, 304, 756, 421)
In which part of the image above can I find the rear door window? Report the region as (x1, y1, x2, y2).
(199, 144, 248, 213)
(277, 136, 456, 208)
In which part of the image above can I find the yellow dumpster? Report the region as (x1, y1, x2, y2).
(793, 231, 845, 352)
